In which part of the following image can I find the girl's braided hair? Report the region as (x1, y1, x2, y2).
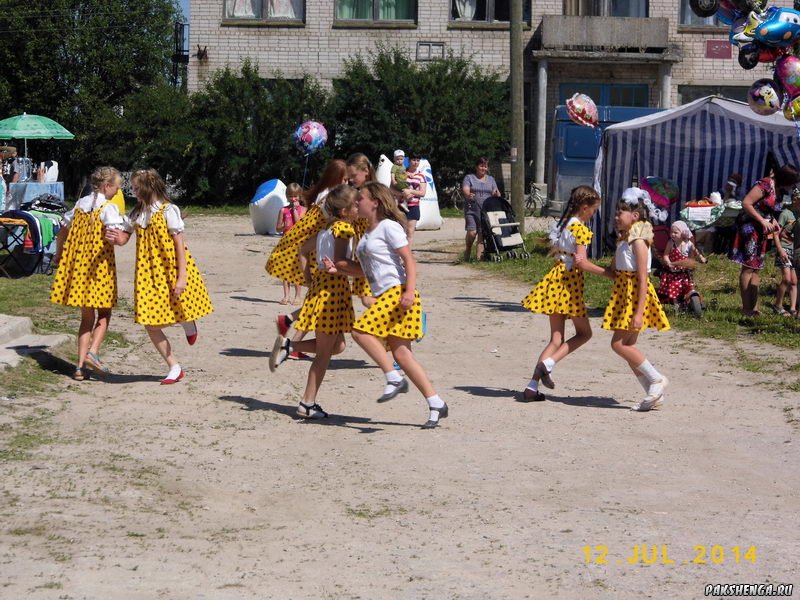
(553, 185, 600, 238)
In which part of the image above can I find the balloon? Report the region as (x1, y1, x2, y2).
(729, 16, 749, 45)
(716, 0, 740, 26)
(566, 93, 598, 128)
(690, 0, 720, 19)
(640, 176, 680, 208)
(738, 43, 761, 69)
(747, 78, 783, 115)
(775, 55, 800, 98)
(293, 120, 328, 155)
(783, 94, 800, 121)
(753, 7, 800, 48)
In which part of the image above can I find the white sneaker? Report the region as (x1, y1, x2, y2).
(269, 336, 290, 372)
(631, 395, 665, 412)
(645, 376, 669, 400)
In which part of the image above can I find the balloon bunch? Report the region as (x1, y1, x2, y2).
(690, 0, 800, 121)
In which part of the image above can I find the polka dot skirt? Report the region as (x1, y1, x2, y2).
(50, 207, 117, 309)
(352, 285, 424, 341)
(602, 271, 670, 332)
(295, 271, 354, 334)
(350, 217, 372, 297)
(134, 205, 213, 326)
(266, 205, 326, 286)
(521, 261, 586, 318)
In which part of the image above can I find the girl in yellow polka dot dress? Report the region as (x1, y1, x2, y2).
(602, 187, 671, 412)
(50, 166, 126, 381)
(269, 185, 358, 419)
(520, 186, 613, 401)
(326, 182, 447, 429)
(106, 169, 213, 385)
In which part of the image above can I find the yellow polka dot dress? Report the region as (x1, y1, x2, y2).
(266, 204, 326, 286)
(134, 205, 213, 326)
(294, 220, 355, 334)
(522, 220, 592, 318)
(353, 285, 424, 341)
(50, 204, 117, 309)
(602, 222, 670, 332)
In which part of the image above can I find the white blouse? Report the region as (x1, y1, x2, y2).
(63, 193, 125, 229)
(128, 201, 184, 234)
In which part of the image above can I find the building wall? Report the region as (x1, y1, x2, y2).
(188, 0, 535, 91)
(189, 0, 790, 183)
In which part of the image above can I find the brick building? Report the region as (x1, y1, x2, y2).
(187, 0, 787, 182)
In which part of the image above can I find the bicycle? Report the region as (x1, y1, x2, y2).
(440, 184, 466, 210)
(524, 182, 545, 217)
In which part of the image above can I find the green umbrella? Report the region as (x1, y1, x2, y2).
(0, 112, 74, 157)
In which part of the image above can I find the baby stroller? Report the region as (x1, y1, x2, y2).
(479, 196, 530, 262)
(653, 223, 704, 317)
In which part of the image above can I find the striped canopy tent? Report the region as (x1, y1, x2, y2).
(592, 95, 800, 255)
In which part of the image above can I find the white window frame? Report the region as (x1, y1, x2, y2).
(224, 0, 305, 22)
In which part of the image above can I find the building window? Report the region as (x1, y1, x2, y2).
(564, 0, 647, 17)
(678, 85, 747, 105)
(416, 42, 445, 61)
(560, 83, 649, 107)
(678, 0, 719, 26)
(451, 0, 530, 22)
(225, 0, 304, 20)
(336, 0, 416, 21)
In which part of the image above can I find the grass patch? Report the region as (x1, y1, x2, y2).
(0, 408, 58, 461)
(468, 231, 800, 351)
(346, 503, 407, 520)
(181, 204, 249, 217)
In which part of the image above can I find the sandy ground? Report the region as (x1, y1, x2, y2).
(1, 215, 798, 599)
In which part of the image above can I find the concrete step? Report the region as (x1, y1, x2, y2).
(1, 332, 72, 370)
(0, 314, 33, 345)
(0, 314, 71, 371)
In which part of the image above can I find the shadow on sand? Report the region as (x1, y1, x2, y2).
(219, 395, 423, 433)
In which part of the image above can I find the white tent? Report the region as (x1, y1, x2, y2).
(593, 95, 800, 253)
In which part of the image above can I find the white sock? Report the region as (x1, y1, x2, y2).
(542, 357, 556, 373)
(526, 378, 539, 392)
(166, 364, 182, 380)
(181, 321, 197, 336)
(636, 360, 662, 384)
(636, 374, 649, 392)
(383, 370, 403, 396)
(386, 370, 402, 383)
(426, 395, 445, 421)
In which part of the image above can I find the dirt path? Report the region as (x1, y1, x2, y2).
(1, 215, 797, 599)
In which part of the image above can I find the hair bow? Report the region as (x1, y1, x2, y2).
(621, 187, 668, 223)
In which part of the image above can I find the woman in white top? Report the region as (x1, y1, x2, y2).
(326, 182, 448, 429)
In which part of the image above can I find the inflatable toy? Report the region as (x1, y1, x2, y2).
(293, 121, 327, 156)
(566, 93, 598, 128)
(747, 78, 783, 115)
(249, 179, 286, 235)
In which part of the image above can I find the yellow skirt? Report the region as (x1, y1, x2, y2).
(352, 285, 423, 340)
(265, 205, 326, 286)
(602, 271, 670, 332)
(50, 209, 117, 309)
(295, 271, 354, 334)
(521, 261, 586, 318)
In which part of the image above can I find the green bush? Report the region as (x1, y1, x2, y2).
(330, 45, 510, 188)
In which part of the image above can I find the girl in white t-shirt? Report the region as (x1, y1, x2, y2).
(51, 166, 125, 381)
(325, 182, 448, 429)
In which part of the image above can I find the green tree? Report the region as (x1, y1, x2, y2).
(330, 46, 510, 187)
(0, 0, 178, 194)
(174, 60, 330, 204)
